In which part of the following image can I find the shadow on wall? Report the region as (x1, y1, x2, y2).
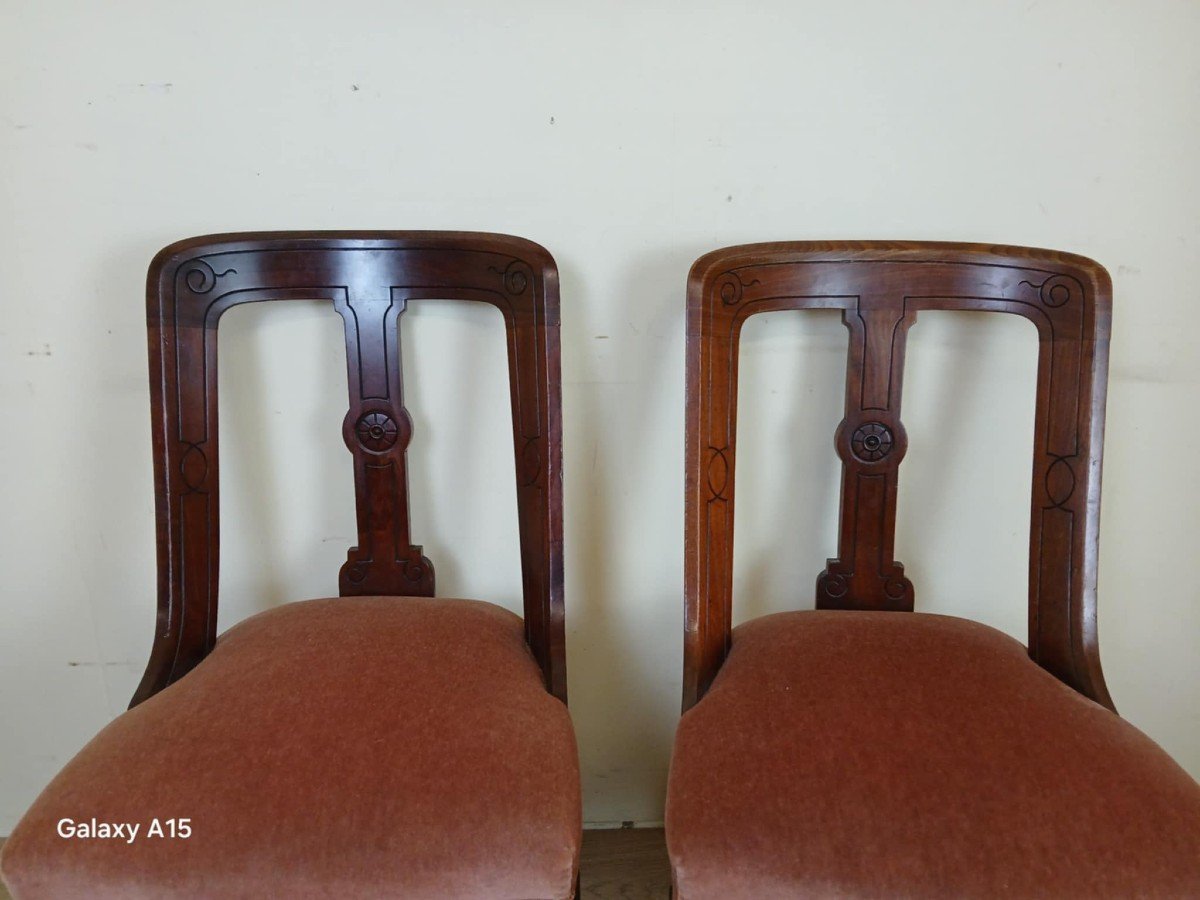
(733, 308, 847, 624)
(20, 238, 158, 749)
(218, 300, 355, 622)
(400, 298, 522, 607)
(896, 310, 1037, 638)
(79, 240, 165, 712)
(562, 245, 695, 826)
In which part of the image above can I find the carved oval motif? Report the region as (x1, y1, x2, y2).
(1045, 456, 1076, 507)
(851, 422, 895, 462)
(180, 443, 208, 492)
(707, 447, 729, 499)
(518, 437, 541, 486)
(355, 412, 399, 452)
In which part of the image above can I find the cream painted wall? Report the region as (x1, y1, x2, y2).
(1, 0, 1198, 831)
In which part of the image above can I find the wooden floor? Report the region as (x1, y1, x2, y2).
(581, 827, 671, 898)
(0, 829, 670, 899)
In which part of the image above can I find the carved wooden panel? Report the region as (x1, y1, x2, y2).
(684, 242, 1113, 712)
(334, 292, 434, 598)
(133, 232, 566, 706)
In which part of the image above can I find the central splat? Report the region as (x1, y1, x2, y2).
(335, 293, 436, 597)
(816, 296, 915, 611)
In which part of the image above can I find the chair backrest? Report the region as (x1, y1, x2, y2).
(132, 232, 565, 706)
(683, 241, 1113, 712)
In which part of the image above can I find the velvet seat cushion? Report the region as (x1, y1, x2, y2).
(1, 597, 581, 900)
(666, 610, 1200, 899)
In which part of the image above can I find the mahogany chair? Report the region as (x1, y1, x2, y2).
(1, 232, 581, 899)
(665, 242, 1200, 898)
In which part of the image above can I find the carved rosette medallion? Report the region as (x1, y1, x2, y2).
(850, 422, 894, 462)
(355, 412, 399, 451)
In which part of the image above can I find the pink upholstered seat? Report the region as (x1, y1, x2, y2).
(667, 611, 1200, 899)
(1, 597, 581, 900)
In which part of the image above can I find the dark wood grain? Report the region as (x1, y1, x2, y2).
(131, 232, 566, 706)
(683, 241, 1113, 711)
(580, 829, 671, 900)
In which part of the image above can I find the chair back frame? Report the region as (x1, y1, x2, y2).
(684, 241, 1113, 712)
(132, 231, 566, 706)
